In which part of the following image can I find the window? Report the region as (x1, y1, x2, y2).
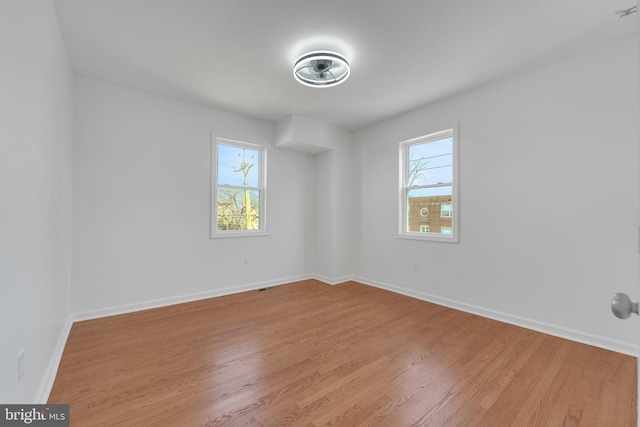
(420, 225, 430, 232)
(399, 124, 458, 242)
(211, 137, 267, 238)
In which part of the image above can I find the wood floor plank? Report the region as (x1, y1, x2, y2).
(48, 280, 636, 426)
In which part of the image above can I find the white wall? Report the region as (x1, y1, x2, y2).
(353, 36, 640, 354)
(72, 77, 315, 316)
(0, 1, 74, 403)
(272, 113, 354, 282)
(313, 124, 353, 283)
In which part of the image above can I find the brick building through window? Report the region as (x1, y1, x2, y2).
(408, 195, 452, 233)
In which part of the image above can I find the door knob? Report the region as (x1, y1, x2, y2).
(611, 293, 639, 319)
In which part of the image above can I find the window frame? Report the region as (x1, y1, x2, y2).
(398, 123, 459, 242)
(211, 136, 268, 238)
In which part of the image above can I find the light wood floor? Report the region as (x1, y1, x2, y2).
(49, 280, 637, 426)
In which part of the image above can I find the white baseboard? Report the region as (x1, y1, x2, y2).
(311, 274, 353, 285)
(353, 275, 639, 357)
(35, 314, 73, 404)
(72, 275, 314, 322)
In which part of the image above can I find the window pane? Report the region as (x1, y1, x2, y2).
(408, 186, 452, 198)
(418, 165, 453, 186)
(217, 188, 260, 231)
(218, 144, 260, 188)
(400, 125, 457, 242)
(408, 137, 453, 186)
(406, 187, 453, 234)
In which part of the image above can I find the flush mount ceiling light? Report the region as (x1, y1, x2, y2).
(293, 51, 350, 88)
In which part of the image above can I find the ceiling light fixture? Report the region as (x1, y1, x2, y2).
(293, 51, 350, 88)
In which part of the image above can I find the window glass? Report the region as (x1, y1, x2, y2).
(212, 138, 266, 237)
(399, 125, 458, 242)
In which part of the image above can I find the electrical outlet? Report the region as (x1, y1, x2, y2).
(244, 256, 251, 267)
(412, 261, 421, 271)
(18, 349, 24, 383)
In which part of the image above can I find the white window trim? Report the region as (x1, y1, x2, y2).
(441, 204, 452, 218)
(211, 136, 268, 238)
(398, 123, 459, 243)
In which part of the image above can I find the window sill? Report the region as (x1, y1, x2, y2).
(396, 233, 458, 243)
(211, 231, 270, 239)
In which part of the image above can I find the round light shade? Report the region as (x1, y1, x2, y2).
(293, 51, 350, 88)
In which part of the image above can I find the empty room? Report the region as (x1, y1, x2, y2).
(2, 0, 639, 425)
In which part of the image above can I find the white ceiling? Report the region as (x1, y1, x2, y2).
(53, 0, 637, 130)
